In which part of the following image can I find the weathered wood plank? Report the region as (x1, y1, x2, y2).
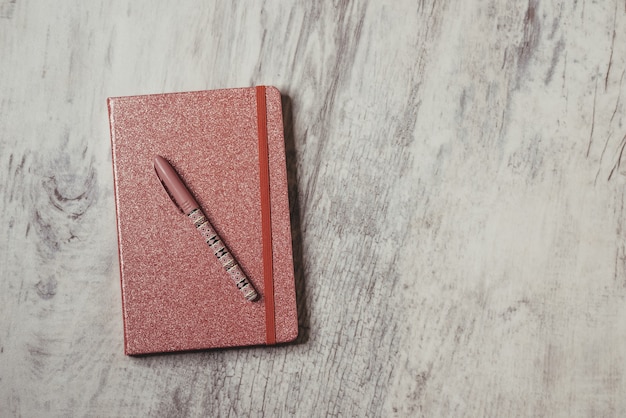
(1, 0, 625, 416)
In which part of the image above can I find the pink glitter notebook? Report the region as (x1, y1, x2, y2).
(108, 86, 298, 355)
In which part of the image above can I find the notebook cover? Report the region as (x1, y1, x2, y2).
(108, 86, 298, 355)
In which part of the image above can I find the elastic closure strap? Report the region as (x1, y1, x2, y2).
(256, 86, 276, 345)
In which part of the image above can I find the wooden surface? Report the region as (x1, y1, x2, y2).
(1, 1, 626, 416)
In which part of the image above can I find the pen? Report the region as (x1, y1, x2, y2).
(153, 155, 259, 302)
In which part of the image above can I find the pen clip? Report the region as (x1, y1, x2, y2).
(154, 164, 185, 214)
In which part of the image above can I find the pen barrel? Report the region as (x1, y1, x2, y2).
(188, 208, 258, 301)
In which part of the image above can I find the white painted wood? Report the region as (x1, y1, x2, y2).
(1, 0, 625, 416)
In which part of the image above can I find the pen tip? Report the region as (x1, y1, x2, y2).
(246, 290, 259, 302)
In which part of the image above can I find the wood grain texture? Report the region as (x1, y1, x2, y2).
(1, 0, 625, 416)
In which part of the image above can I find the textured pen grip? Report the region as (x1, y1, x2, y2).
(188, 209, 258, 301)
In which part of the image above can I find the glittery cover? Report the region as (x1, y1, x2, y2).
(108, 87, 298, 355)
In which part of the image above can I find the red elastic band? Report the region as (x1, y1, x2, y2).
(256, 86, 276, 345)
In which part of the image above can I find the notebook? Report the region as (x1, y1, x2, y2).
(108, 86, 298, 355)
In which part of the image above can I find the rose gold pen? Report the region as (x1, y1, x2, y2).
(154, 155, 258, 302)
